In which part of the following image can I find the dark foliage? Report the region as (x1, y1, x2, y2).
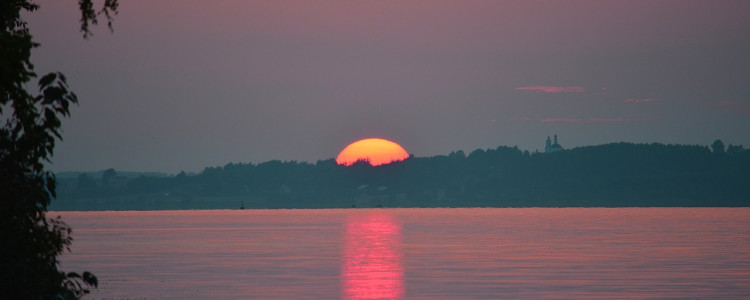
(54, 142, 750, 210)
(1, 1, 116, 298)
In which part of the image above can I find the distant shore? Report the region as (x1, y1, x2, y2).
(51, 142, 750, 211)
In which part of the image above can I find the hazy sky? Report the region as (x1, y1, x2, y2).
(26, 1, 750, 173)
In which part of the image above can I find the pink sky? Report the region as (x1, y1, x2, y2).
(24, 0, 750, 172)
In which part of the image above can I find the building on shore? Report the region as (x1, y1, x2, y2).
(545, 134, 564, 153)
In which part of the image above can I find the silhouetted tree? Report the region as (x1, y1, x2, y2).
(1, 1, 117, 298)
(711, 139, 726, 155)
(101, 168, 117, 186)
(50, 140, 750, 209)
(77, 173, 96, 190)
(727, 144, 745, 155)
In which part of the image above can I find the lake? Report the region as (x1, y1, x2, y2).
(56, 208, 750, 299)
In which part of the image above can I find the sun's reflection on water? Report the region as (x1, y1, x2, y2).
(343, 212, 403, 300)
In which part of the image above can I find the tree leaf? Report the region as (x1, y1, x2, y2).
(38, 73, 57, 89)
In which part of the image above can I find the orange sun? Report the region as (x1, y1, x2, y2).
(336, 138, 409, 166)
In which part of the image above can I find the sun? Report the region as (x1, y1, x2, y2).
(336, 138, 409, 166)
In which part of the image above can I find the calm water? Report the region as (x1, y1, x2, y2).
(56, 208, 750, 299)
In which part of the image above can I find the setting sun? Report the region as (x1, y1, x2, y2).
(336, 138, 409, 166)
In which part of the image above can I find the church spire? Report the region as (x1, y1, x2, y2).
(545, 134, 564, 153)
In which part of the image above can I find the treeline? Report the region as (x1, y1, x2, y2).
(51, 141, 750, 210)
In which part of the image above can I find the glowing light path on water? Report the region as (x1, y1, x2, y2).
(342, 213, 403, 299)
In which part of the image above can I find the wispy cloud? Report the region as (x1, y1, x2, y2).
(591, 87, 609, 96)
(587, 117, 642, 123)
(540, 118, 584, 123)
(625, 98, 660, 104)
(514, 86, 586, 93)
(508, 117, 532, 122)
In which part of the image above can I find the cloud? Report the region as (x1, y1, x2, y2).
(514, 86, 586, 93)
(591, 87, 609, 96)
(625, 98, 660, 103)
(508, 117, 532, 122)
(587, 117, 640, 123)
(540, 118, 583, 123)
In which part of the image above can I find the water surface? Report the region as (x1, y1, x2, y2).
(57, 208, 750, 299)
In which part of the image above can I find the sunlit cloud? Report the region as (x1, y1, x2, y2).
(625, 98, 660, 103)
(588, 117, 639, 123)
(509, 117, 532, 122)
(514, 86, 586, 93)
(540, 118, 583, 123)
(591, 87, 609, 96)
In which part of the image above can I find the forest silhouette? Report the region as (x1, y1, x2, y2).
(52, 141, 749, 210)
